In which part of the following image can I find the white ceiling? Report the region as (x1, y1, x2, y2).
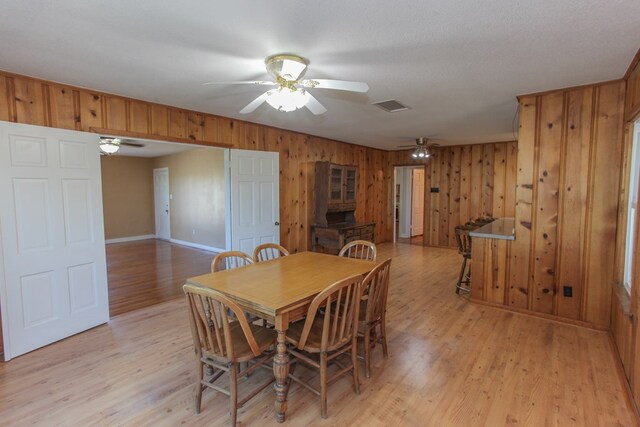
(1, 1, 639, 150)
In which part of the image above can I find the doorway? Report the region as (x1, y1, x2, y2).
(153, 167, 171, 240)
(394, 166, 426, 246)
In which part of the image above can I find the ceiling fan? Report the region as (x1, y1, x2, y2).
(203, 54, 369, 115)
(99, 137, 145, 155)
(397, 137, 439, 158)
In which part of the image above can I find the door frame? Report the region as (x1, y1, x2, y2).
(153, 167, 171, 240)
(392, 165, 428, 244)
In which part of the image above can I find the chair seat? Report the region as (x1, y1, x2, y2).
(204, 321, 277, 363)
(286, 315, 352, 353)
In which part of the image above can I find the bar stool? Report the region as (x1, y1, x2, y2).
(454, 225, 473, 294)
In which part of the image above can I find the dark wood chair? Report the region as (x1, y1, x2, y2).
(338, 240, 377, 261)
(358, 257, 392, 378)
(454, 226, 473, 294)
(183, 284, 277, 426)
(285, 274, 363, 419)
(211, 251, 253, 273)
(253, 243, 290, 262)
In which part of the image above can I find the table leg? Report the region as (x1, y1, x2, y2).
(273, 328, 289, 422)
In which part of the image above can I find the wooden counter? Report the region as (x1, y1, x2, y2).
(469, 218, 515, 304)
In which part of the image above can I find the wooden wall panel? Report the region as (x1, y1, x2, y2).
(150, 104, 169, 136)
(78, 91, 103, 130)
(624, 48, 640, 122)
(509, 96, 536, 309)
(168, 108, 186, 139)
(448, 146, 461, 247)
(128, 101, 149, 134)
(0, 71, 391, 254)
(555, 89, 593, 320)
(13, 78, 46, 126)
(0, 76, 10, 122)
(48, 85, 77, 130)
(582, 82, 626, 327)
(104, 96, 127, 131)
(531, 92, 563, 314)
(479, 82, 625, 328)
(504, 142, 517, 217)
(388, 141, 517, 248)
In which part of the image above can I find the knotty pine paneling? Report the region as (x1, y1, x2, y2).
(624, 48, 640, 122)
(0, 71, 391, 254)
(389, 141, 517, 248)
(483, 81, 625, 328)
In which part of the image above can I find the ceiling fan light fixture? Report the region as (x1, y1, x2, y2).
(412, 145, 430, 159)
(266, 87, 310, 112)
(99, 137, 121, 155)
(265, 54, 308, 81)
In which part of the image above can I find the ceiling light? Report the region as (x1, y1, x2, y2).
(412, 146, 430, 159)
(99, 137, 121, 155)
(265, 87, 310, 112)
(265, 54, 309, 81)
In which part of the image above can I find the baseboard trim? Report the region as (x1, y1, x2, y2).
(607, 332, 640, 422)
(105, 235, 156, 244)
(169, 238, 224, 253)
(469, 297, 608, 331)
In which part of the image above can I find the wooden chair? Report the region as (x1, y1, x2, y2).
(338, 240, 377, 261)
(253, 243, 290, 262)
(358, 258, 392, 378)
(183, 284, 277, 426)
(211, 251, 253, 273)
(285, 274, 363, 419)
(454, 226, 473, 294)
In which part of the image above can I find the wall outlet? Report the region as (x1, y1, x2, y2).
(563, 285, 572, 297)
(192, 229, 196, 236)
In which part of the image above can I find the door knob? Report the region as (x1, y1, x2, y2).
(275, 221, 280, 226)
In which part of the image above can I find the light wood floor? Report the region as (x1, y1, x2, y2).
(0, 243, 637, 426)
(106, 239, 214, 316)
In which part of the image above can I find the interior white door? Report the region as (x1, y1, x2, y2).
(153, 167, 171, 240)
(411, 168, 425, 236)
(0, 122, 109, 360)
(229, 149, 280, 256)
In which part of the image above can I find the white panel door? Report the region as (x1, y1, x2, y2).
(411, 168, 425, 236)
(153, 168, 171, 240)
(0, 122, 109, 360)
(230, 149, 280, 256)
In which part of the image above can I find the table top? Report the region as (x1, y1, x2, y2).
(185, 251, 377, 317)
(469, 217, 515, 240)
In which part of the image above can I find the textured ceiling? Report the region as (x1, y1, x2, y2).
(1, 1, 639, 150)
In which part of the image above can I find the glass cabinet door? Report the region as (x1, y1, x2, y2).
(344, 167, 357, 203)
(329, 165, 344, 203)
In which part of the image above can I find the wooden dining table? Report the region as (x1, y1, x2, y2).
(184, 251, 377, 423)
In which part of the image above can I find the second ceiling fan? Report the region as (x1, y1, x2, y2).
(204, 54, 369, 115)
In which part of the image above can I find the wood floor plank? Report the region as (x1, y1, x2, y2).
(106, 239, 215, 316)
(0, 243, 636, 426)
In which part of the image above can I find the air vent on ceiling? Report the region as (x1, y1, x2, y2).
(373, 99, 409, 113)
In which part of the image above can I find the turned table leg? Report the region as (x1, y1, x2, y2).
(273, 320, 290, 422)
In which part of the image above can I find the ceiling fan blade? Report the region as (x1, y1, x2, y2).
(239, 92, 269, 114)
(304, 93, 327, 115)
(397, 144, 417, 148)
(299, 79, 369, 93)
(120, 141, 145, 148)
(203, 81, 276, 86)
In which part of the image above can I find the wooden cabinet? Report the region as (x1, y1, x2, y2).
(315, 162, 358, 226)
(312, 223, 376, 255)
(312, 161, 375, 254)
